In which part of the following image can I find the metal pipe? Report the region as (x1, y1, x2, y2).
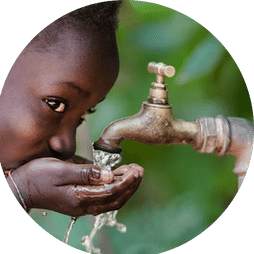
(196, 116, 253, 188)
(226, 117, 253, 188)
(93, 62, 253, 189)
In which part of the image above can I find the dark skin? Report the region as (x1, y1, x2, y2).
(0, 29, 144, 217)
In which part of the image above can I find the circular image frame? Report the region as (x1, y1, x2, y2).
(0, 0, 254, 254)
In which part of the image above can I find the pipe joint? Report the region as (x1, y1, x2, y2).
(196, 115, 230, 156)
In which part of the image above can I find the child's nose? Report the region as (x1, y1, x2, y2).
(49, 130, 76, 160)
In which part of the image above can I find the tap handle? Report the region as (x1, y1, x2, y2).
(147, 62, 175, 104)
(148, 62, 175, 79)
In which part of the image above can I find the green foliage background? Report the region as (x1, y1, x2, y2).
(31, 1, 253, 253)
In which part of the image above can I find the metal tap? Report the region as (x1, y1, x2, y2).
(94, 62, 253, 189)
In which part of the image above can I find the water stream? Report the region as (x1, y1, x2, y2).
(63, 217, 78, 244)
(63, 149, 126, 254)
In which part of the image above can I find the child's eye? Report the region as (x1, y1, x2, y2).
(87, 108, 96, 114)
(77, 108, 96, 127)
(45, 98, 68, 113)
(77, 117, 85, 127)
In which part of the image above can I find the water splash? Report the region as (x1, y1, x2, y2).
(81, 149, 126, 254)
(92, 149, 122, 170)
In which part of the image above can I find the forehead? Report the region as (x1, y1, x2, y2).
(12, 30, 119, 101)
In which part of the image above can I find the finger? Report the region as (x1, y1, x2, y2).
(128, 164, 144, 177)
(111, 168, 139, 192)
(72, 167, 141, 205)
(87, 176, 142, 215)
(113, 165, 130, 176)
(56, 162, 114, 186)
(113, 164, 144, 177)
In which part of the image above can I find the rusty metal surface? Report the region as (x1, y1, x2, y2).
(226, 118, 253, 180)
(94, 102, 200, 153)
(196, 115, 231, 155)
(196, 116, 253, 189)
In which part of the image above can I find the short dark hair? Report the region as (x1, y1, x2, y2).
(25, 0, 122, 52)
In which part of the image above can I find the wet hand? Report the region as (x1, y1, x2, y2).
(7, 158, 144, 217)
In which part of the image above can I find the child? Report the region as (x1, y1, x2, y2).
(0, 1, 144, 217)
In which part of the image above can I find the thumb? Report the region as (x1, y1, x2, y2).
(56, 163, 114, 186)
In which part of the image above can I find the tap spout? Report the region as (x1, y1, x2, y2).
(93, 102, 200, 153)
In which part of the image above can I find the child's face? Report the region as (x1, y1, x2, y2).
(0, 30, 119, 170)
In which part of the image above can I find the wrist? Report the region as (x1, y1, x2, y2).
(6, 169, 30, 212)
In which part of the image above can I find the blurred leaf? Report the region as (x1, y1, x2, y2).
(176, 35, 225, 84)
(129, 13, 201, 53)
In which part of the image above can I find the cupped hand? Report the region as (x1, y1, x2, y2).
(7, 158, 144, 217)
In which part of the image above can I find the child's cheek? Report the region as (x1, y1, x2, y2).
(0, 108, 49, 170)
(9, 107, 49, 150)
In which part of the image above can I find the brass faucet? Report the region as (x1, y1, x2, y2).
(94, 62, 253, 189)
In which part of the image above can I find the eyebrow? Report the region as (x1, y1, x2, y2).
(56, 81, 91, 98)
